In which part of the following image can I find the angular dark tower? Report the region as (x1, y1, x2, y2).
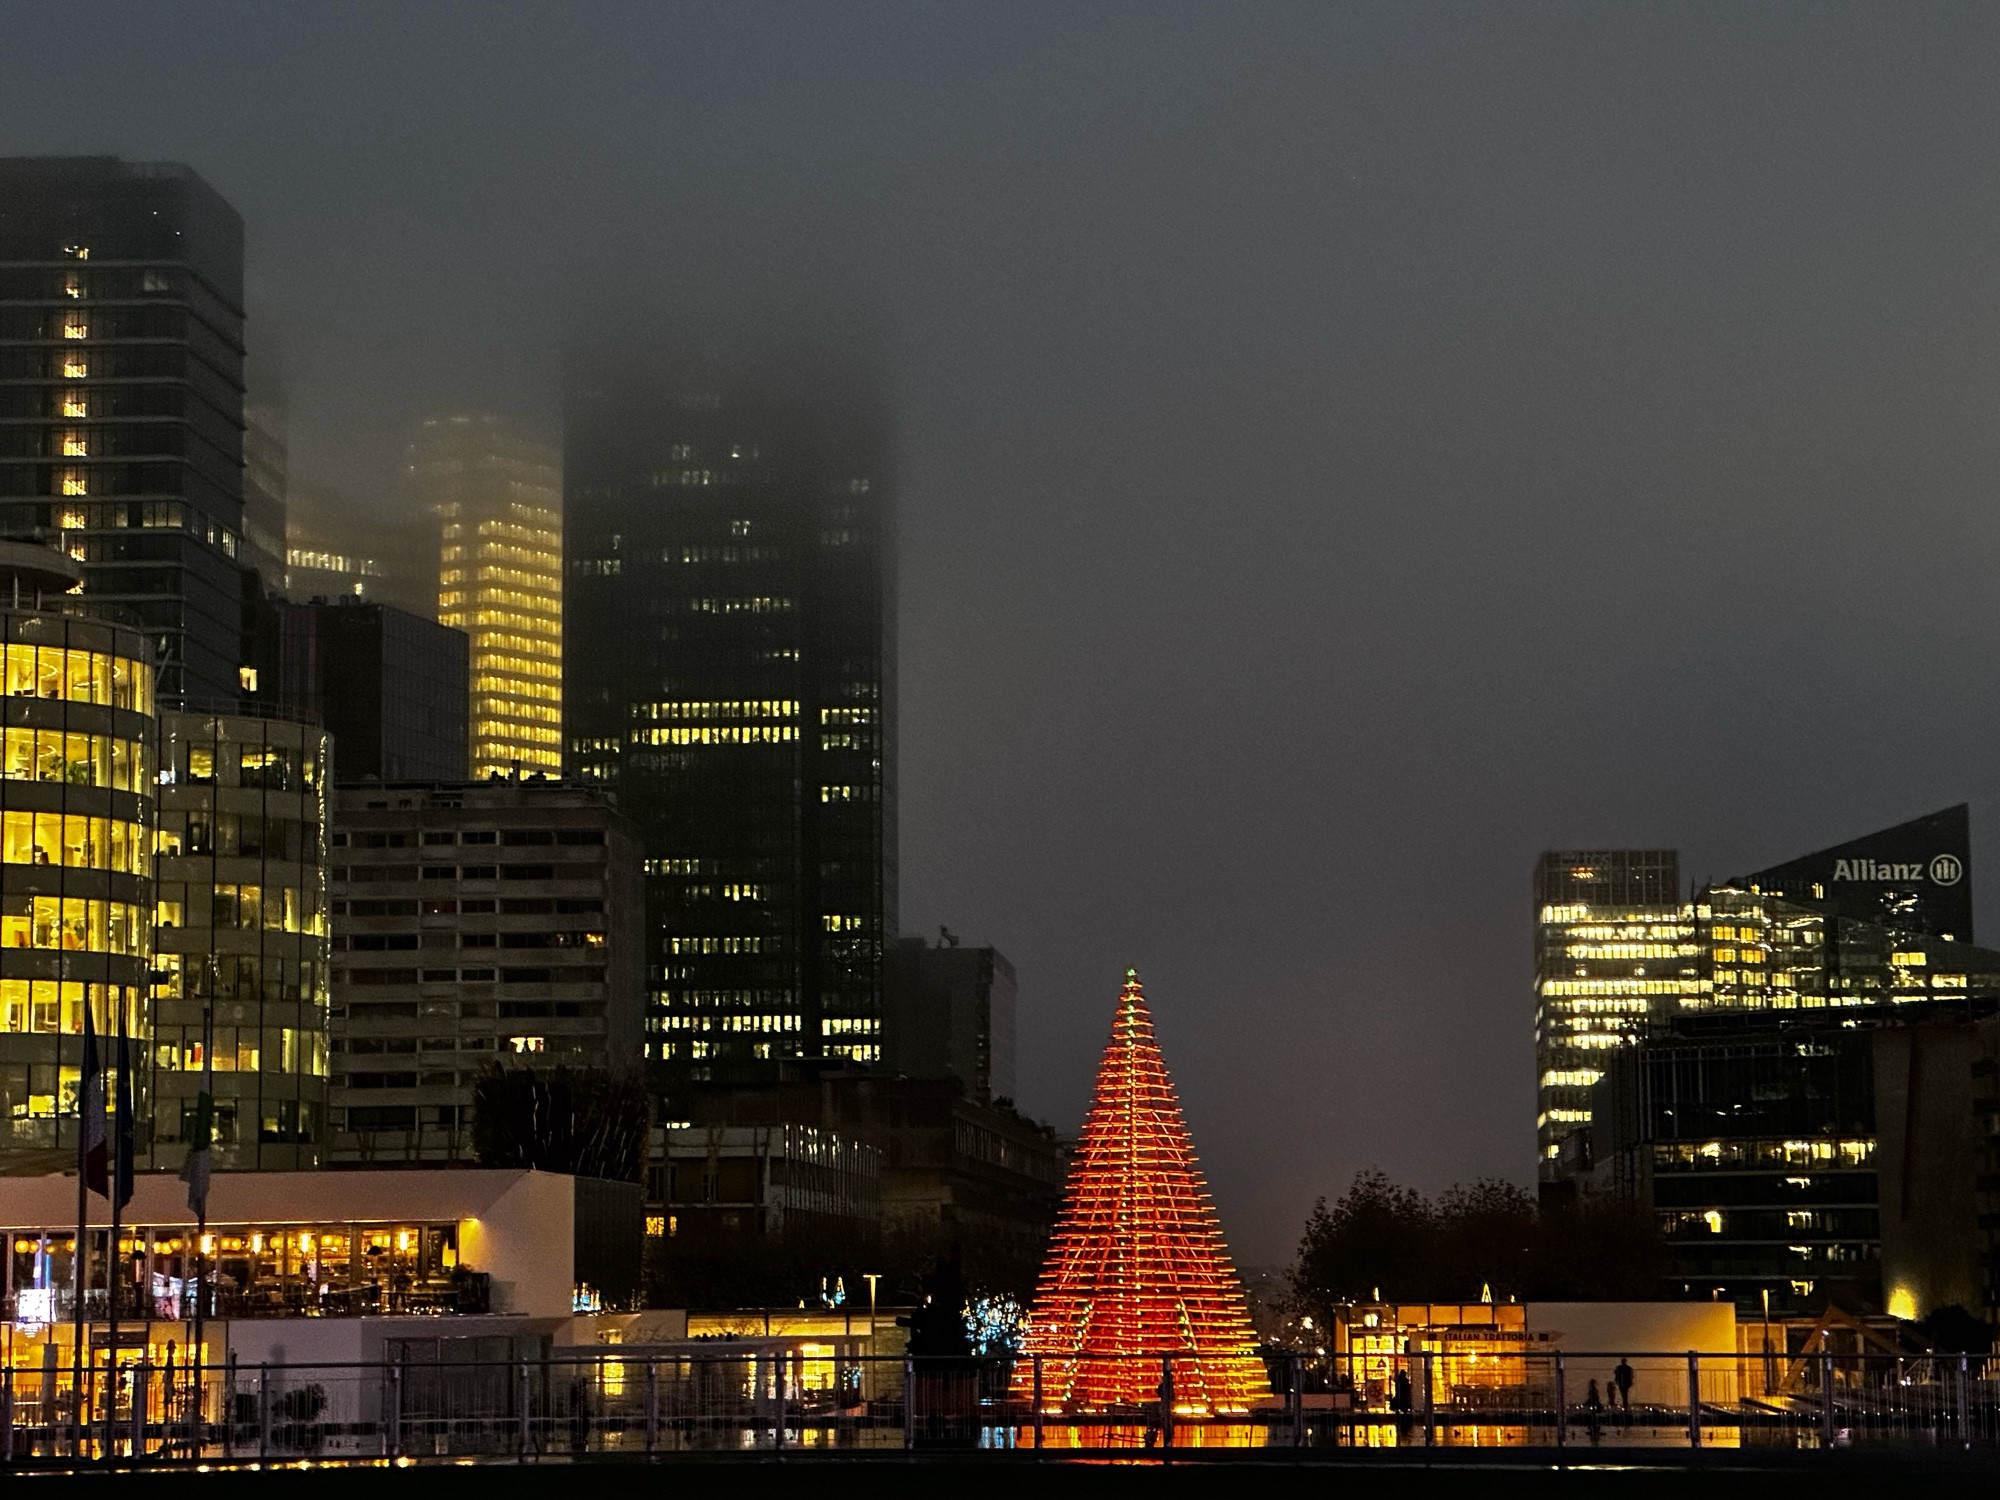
(0, 157, 248, 705)
(564, 338, 895, 1088)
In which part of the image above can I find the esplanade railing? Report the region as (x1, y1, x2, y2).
(2, 1346, 1998, 1466)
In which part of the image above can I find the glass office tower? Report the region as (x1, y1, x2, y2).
(410, 414, 562, 779)
(151, 710, 331, 1169)
(564, 343, 895, 1086)
(1532, 849, 1696, 1179)
(0, 157, 249, 705)
(0, 569, 156, 1165)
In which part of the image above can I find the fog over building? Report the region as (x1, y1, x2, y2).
(410, 414, 562, 780)
(564, 340, 895, 1091)
(0, 156, 250, 706)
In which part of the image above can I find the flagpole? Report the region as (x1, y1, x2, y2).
(70, 1008, 87, 1459)
(106, 992, 127, 1449)
(184, 995, 215, 1449)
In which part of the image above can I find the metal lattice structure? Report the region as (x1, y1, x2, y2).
(1015, 969, 1270, 1412)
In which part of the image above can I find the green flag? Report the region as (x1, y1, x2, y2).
(179, 1088, 212, 1216)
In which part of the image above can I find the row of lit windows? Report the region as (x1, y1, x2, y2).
(443, 611, 564, 637)
(1653, 1138, 1874, 1171)
(670, 545, 782, 565)
(821, 1018, 879, 1036)
(660, 1014, 800, 1033)
(1539, 1068, 1604, 1089)
(635, 700, 798, 722)
(473, 654, 559, 681)
(821, 707, 874, 725)
(1539, 978, 1702, 997)
(820, 786, 878, 803)
(1563, 943, 1698, 960)
(634, 726, 799, 746)
(827, 1043, 879, 1063)
(471, 749, 562, 777)
(655, 989, 795, 1008)
(0, 980, 145, 1040)
(158, 883, 322, 936)
(0, 896, 148, 956)
(471, 676, 560, 702)
(822, 914, 869, 932)
(289, 548, 382, 577)
(449, 633, 556, 663)
(0, 811, 147, 874)
(0, 727, 150, 792)
(469, 723, 560, 747)
(440, 591, 560, 621)
(442, 563, 559, 589)
(154, 1026, 324, 1077)
(0, 644, 152, 713)
(474, 700, 561, 726)
(469, 538, 562, 566)
(666, 936, 765, 955)
(687, 597, 793, 615)
(474, 517, 560, 545)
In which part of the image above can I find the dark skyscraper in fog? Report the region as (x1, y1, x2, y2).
(0, 157, 249, 704)
(565, 341, 895, 1087)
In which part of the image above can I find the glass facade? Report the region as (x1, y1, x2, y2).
(0, 158, 249, 705)
(1532, 850, 1692, 1176)
(151, 711, 330, 1170)
(564, 349, 895, 1086)
(0, 610, 155, 1161)
(411, 414, 562, 778)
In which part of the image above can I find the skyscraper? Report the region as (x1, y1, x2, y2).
(565, 342, 894, 1085)
(0, 157, 249, 705)
(1532, 849, 1694, 1179)
(409, 415, 562, 779)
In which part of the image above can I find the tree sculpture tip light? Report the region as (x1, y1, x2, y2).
(1013, 968, 1270, 1414)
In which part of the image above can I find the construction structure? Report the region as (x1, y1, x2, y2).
(1014, 969, 1268, 1414)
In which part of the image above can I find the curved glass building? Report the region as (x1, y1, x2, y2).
(0, 604, 155, 1157)
(151, 710, 330, 1170)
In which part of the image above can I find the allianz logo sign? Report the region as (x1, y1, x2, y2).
(1831, 855, 1964, 886)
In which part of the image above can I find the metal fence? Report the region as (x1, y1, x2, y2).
(2, 1347, 1998, 1464)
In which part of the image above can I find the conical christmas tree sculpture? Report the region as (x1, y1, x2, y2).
(1015, 968, 1270, 1412)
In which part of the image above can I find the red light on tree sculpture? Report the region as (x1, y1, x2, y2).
(1014, 968, 1270, 1412)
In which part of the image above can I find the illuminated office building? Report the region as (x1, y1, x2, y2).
(1545, 808, 1999, 1315)
(0, 545, 155, 1164)
(0, 157, 249, 705)
(1532, 849, 1695, 1179)
(565, 343, 894, 1085)
(150, 710, 331, 1170)
(409, 415, 561, 779)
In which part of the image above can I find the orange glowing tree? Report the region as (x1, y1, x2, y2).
(1014, 969, 1270, 1412)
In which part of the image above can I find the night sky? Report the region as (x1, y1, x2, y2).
(9, 3, 2000, 1264)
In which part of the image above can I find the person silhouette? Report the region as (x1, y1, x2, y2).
(1613, 1357, 1634, 1413)
(1584, 1378, 1603, 1444)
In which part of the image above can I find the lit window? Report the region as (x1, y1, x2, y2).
(61, 318, 87, 340)
(61, 394, 87, 418)
(62, 432, 86, 458)
(60, 471, 86, 498)
(62, 274, 82, 299)
(62, 357, 87, 380)
(508, 1035, 545, 1053)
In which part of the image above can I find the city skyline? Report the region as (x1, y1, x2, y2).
(13, 7, 2000, 1265)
